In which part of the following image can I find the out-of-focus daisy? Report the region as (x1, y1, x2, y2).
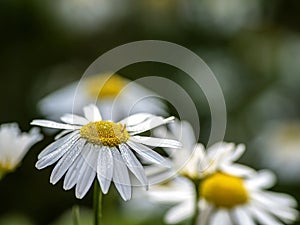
(255, 121, 300, 184)
(143, 140, 254, 218)
(48, 0, 128, 34)
(39, 73, 166, 121)
(148, 170, 298, 225)
(31, 104, 181, 200)
(0, 123, 43, 179)
(180, 0, 262, 36)
(150, 120, 254, 182)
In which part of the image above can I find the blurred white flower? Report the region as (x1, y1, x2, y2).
(50, 0, 128, 34)
(255, 121, 300, 184)
(0, 123, 43, 178)
(180, 0, 262, 35)
(31, 104, 181, 200)
(149, 170, 298, 225)
(39, 73, 166, 121)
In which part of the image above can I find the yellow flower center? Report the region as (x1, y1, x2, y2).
(85, 74, 126, 99)
(200, 172, 249, 208)
(0, 162, 15, 179)
(80, 121, 130, 147)
(0, 163, 14, 171)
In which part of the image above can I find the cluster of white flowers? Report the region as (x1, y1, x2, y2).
(140, 121, 299, 225)
(1, 73, 298, 225)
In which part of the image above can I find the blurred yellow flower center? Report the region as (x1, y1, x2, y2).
(0, 163, 14, 171)
(200, 172, 249, 208)
(80, 121, 129, 147)
(86, 74, 126, 99)
(0, 162, 14, 178)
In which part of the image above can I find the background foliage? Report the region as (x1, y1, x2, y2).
(0, 0, 300, 224)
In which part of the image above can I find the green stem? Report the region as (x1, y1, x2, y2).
(72, 205, 80, 225)
(93, 181, 103, 225)
(190, 181, 200, 225)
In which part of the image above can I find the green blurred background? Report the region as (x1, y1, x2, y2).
(1, 0, 300, 224)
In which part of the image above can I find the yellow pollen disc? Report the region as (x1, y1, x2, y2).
(80, 121, 130, 147)
(0, 162, 14, 172)
(0, 162, 15, 178)
(85, 74, 126, 99)
(200, 172, 249, 208)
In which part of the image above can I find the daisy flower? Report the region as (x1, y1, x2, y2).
(145, 142, 298, 225)
(255, 120, 300, 184)
(148, 170, 298, 225)
(0, 123, 43, 178)
(31, 104, 181, 200)
(39, 73, 166, 121)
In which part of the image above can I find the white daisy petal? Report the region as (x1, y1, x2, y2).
(232, 206, 255, 225)
(147, 189, 190, 204)
(111, 147, 131, 201)
(170, 120, 196, 150)
(54, 130, 73, 140)
(31, 119, 81, 130)
(130, 136, 182, 148)
(245, 170, 276, 190)
(270, 206, 299, 223)
(60, 113, 89, 125)
(206, 142, 235, 160)
(119, 143, 148, 188)
(261, 191, 298, 208)
(194, 144, 207, 172)
(248, 203, 283, 225)
(165, 201, 194, 224)
(221, 163, 256, 177)
(36, 133, 81, 169)
(83, 104, 102, 122)
(97, 146, 113, 194)
(127, 140, 170, 167)
(251, 191, 298, 223)
(75, 144, 97, 199)
(198, 202, 214, 225)
(50, 138, 86, 184)
(38, 131, 79, 159)
(224, 144, 245, 162)
(119, 113, 156, 127)
(38, 82, 79, 119)
(63, 154, 85, 190)
(210, 209, 232, 225)
(127, 116, 175, 135)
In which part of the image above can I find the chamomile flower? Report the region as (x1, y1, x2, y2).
(149, 170, 298, 225)
(0, 123, 43, 178)
(255, 121, 300, 184)
(31, 104, 181, 200)
(39, 73, 166, 121)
